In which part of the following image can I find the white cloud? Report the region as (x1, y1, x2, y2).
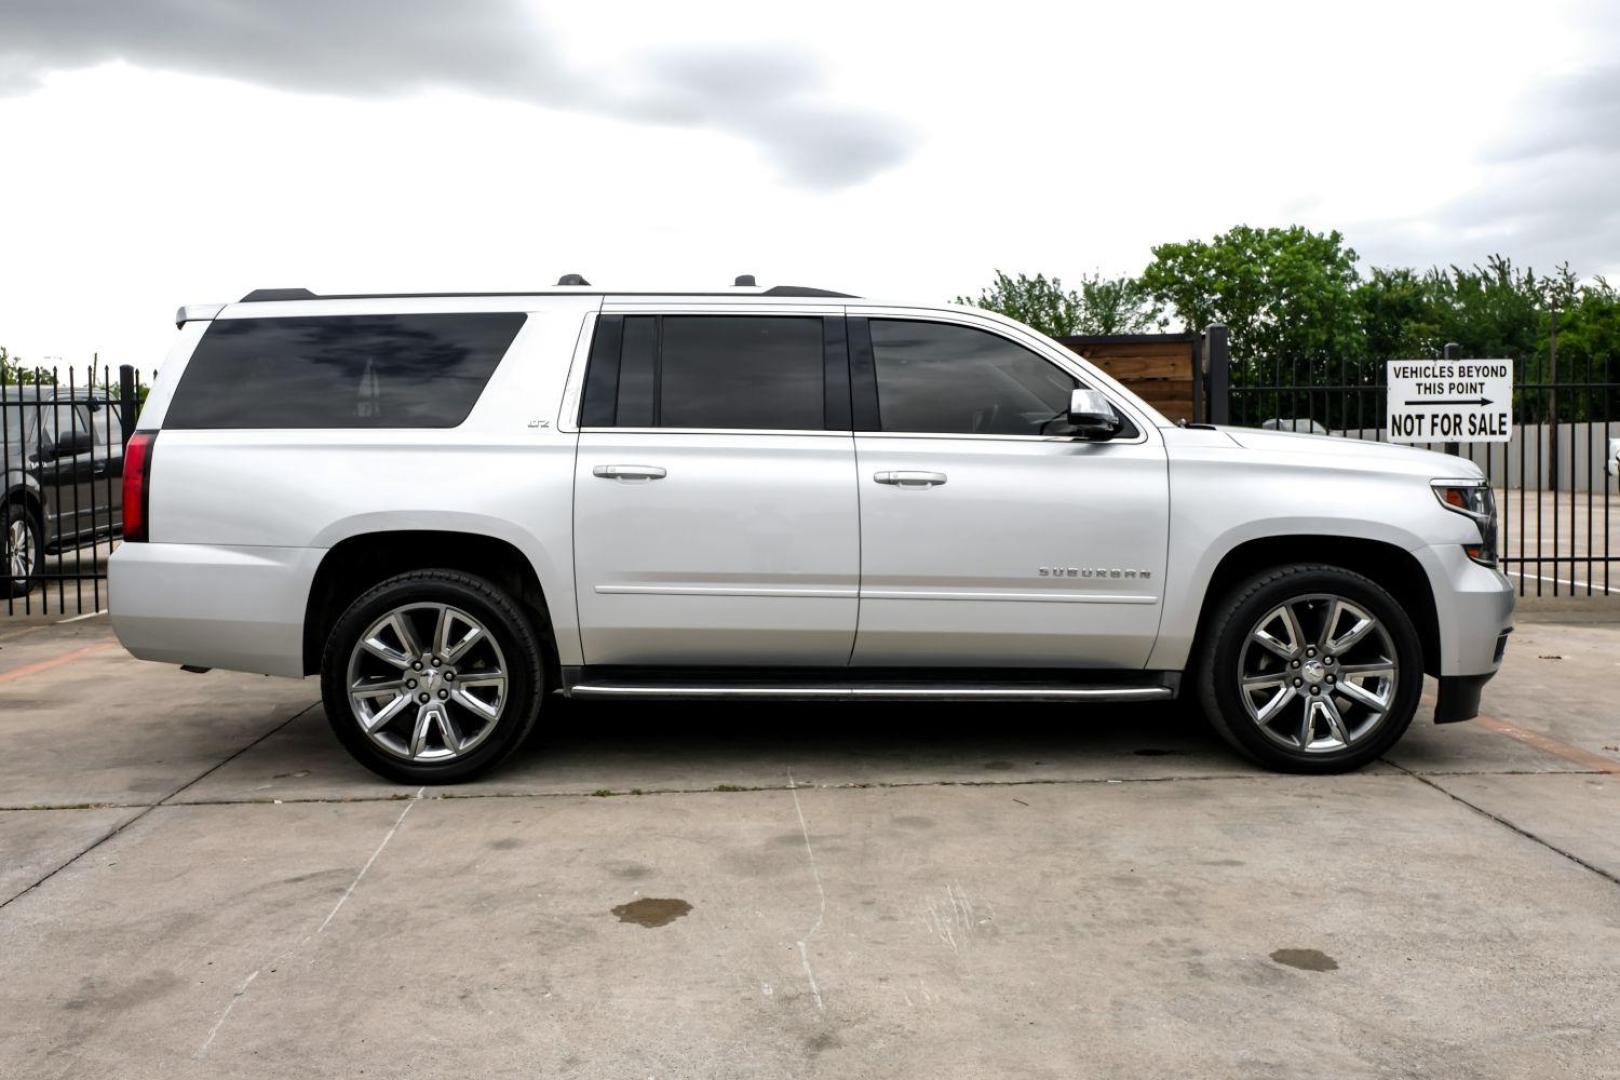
(0, 0, 1614, 370)
(0, 0, 912, 189)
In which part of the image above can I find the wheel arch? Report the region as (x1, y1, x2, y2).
(1, 479, 45, 529)
(302, 530, 560, 686)
(1187, 535, 1441, 677)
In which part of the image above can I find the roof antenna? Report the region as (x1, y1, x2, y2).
(557, 273, 590, 286)
(734, 274, 757, 287)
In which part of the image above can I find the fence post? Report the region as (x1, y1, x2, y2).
(118, 364, 137, 448)
(1442, 342, 1460, 457)
(1203, 324, 1230, 425)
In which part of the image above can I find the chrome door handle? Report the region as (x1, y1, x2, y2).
(874, 470, 947, 487)
(593, 464, 667, 481)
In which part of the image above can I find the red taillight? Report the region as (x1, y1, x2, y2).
(122, 431, 157, 543)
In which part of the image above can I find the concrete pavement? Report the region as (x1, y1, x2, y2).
(1, 613, 1617, 1078)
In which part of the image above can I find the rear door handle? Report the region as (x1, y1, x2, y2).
(593, 464, 667, 482)
(874, 470, 947, 488)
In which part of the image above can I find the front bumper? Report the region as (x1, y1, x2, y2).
(1413, 543, 1515, 677)
(1414, 543, 1514, 725)
(1434, 671, 1499, 724)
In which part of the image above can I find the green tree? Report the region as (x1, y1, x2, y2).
(0, 346, 57, 386)
(1074, 274, 1165, 334)
(954, 270, 1083, 337)
(1355, 267, 1442, 361)
(1423, 255, 1545, 365)
(955, 270, 1160, 337)
(1140, 225, 1364, 368)
(1522, 265, 1613, 420)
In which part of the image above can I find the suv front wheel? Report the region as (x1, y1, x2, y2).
(1197, 564, 1424, 773)
(320, 570, 544, 784)
(4, 503, 41, 599)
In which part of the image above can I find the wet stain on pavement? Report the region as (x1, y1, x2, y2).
(63, 971, 183, 1011)
(1270, 948, 1338, 971)
(805, 1031, 843, 1055)
(892, 815, 935, 829)
(488, 837, 524, 850)
(612, 897, 692, 928)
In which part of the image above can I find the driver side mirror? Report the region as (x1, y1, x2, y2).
(41, 430, 94, 460)
(1067, 388, 1122, 440)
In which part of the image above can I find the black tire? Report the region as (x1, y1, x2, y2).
(1195, 563, 1423, 773)
(3, 502, 42, 600)
(320, 570, 545, 784)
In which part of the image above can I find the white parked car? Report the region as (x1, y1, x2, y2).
(1260, 418, 1331, 436)
(110, 281, 1514, 782)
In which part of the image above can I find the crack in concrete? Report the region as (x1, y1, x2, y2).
(0, 702, 322, 910)
(788, 771, 827, 1012)
(1386, 760, 1620, 890)
(3, 765, 1612, 814)
(197, 785, 426, 1059)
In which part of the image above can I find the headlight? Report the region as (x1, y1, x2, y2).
(1432, 479, 1497, 567)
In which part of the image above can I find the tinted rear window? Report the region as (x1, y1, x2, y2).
(165, 313, 526, 429)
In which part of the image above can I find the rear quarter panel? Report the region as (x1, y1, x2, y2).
(125, 297, 596, 670)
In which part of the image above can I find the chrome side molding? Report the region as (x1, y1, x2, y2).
(568, 683, 1173, 702)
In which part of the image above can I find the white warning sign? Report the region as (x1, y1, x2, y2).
(1386, 359, 1513, 443)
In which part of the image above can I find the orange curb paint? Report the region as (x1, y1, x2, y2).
(1471, 712, 1620, 776)
(0, 642, 120, 686)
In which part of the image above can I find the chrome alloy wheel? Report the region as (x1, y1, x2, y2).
(1237, 594, 1398, 754)
(6, 516, 35, 581)
(345, 602, 508, 763)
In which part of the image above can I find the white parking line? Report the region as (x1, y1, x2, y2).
(1505, 569, 1607, 592)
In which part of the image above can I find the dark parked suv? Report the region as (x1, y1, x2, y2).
(2, 390, 125, 597)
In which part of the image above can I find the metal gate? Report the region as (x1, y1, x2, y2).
(2, 364, 145, 617)
(1203, 326, 1619, 597)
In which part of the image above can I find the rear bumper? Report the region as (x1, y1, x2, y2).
(109, 542, 320, 677)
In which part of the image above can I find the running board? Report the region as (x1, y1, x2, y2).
(563, 667, 1178, 703)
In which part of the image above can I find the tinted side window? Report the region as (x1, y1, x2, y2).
(166, 313, 526, 429)
(92, 402, 122, 449)
(660, 317, 823, 430)
(581, 316, 826, 431)
(869, 320, 1077, 436)
(21, 403, 90, 449)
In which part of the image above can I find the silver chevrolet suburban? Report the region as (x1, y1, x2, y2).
(109, 281, 1514, 783)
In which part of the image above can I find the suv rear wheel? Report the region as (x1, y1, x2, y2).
(320, 570, 544, 784)
(1197, 564, 1423, 773)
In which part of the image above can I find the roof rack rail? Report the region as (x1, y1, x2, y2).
(232, 283, 859, 301)
(762, 285, 856, 298)
(240, 288, 318, 302)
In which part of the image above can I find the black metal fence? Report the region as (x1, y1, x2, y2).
(1208, 326, 1618, 597)
(2, 363, 145, 617)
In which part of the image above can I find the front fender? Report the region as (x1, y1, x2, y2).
(1146, 515, 1431, 672)
(1148, 444, 1467, 672)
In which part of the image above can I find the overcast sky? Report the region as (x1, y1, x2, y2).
(1, 0, 1616, 369)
